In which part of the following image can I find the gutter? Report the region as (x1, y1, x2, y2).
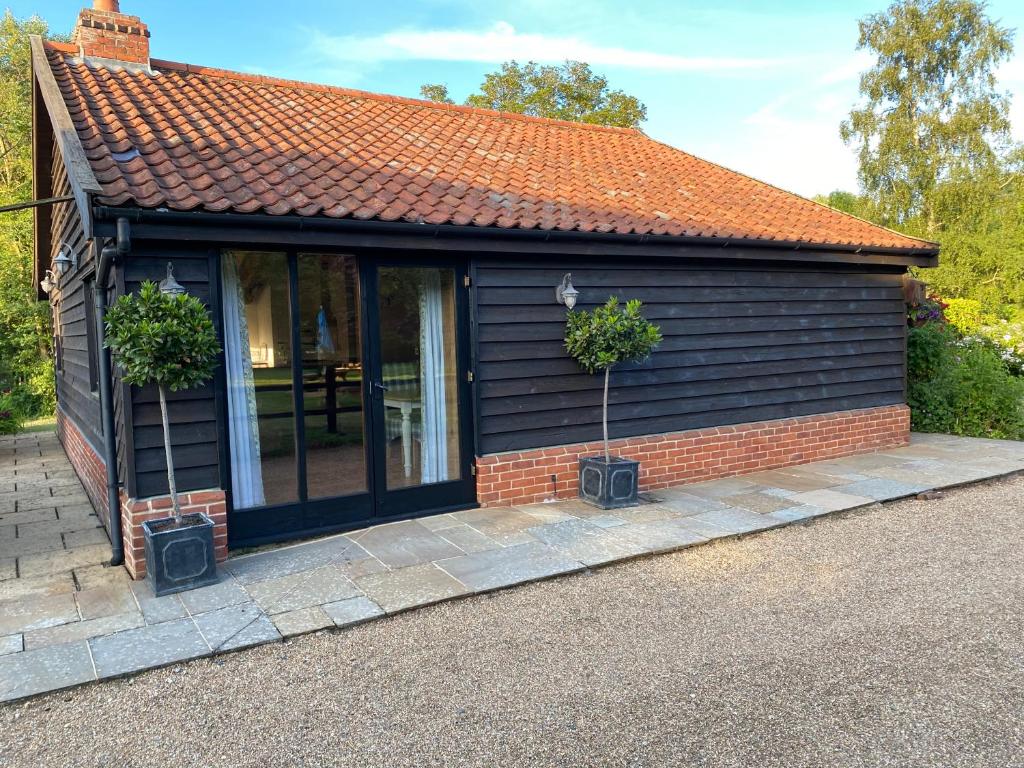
(94, 217, 130, 566)
(93, 206, 941, 261)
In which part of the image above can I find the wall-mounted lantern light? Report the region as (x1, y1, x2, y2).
(53, 246, 76, 277)
(158, 262, 186, 296)
(555, 273, 579, 310)
(40, 270, 56, 295)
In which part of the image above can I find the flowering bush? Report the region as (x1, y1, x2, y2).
(907, 295, 948, 327)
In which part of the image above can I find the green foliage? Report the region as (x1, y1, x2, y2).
(828, 1, 1024, 312)
(418, 83, 454, 104)
(943, 297, 993, 333)
(564, 297, 662, 374)
(907, 323, 1024, 438)
(104, 281, 220, 392)
(421, 60, 647, 128)
(813, 190, 878, 221)
(0, 11, 61, 420)
(840, 0, 1014, 237)
(0, 391, 23, 435)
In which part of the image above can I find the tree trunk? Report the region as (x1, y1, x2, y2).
(603, 366, 610, 464)
(158, 383, 182, 524)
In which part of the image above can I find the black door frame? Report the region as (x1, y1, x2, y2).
(223, 247, 477, 549)
(363, 255, 477, 520)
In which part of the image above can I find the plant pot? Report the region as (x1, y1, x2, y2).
(142, 512, 219, 596)
(579, 455, 640, 509)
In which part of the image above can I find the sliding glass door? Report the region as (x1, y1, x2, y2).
(222, 251, 474, 547)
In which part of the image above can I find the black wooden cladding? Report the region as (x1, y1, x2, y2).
(51, 146, 102, 453)
(473, 258, 908, 453)
(121, 248, 220, 498)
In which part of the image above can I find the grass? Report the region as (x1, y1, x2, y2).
(19, 415, 57, 434)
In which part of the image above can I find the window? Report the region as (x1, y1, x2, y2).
(84, 279, 99, 393)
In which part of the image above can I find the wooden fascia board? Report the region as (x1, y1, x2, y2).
(30, 36, 102, 242)
(95, 216, 938, 269)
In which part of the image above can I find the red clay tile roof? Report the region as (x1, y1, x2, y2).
(42, 42, 935, 252)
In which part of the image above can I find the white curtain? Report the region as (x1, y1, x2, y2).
(222, 254, 266, 508)
(419, 271, 448, 484)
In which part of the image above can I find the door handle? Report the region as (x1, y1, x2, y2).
(372, 381, 389, 393)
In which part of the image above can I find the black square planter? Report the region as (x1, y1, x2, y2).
(143, 512, 219, 597)
(579, 455, 640, 509)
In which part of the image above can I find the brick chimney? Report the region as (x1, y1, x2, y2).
(72, 1, 150, 66)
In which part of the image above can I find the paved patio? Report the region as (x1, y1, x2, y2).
(3, 430, 1024, 703)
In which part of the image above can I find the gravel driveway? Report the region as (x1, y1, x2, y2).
(3, 474, 1023, 767)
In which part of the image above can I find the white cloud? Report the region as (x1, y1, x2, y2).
(814, 51, 874, 86)
(309, 21, 790, 72)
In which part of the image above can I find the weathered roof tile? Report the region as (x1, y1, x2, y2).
(43, 43, 934, 251)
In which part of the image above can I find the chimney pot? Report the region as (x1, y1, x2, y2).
(93, 0, 120, 10)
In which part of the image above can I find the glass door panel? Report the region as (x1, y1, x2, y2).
(223, 251, 297, 508)
(297, 254, 367, 499)
(376, 267, 461, 490)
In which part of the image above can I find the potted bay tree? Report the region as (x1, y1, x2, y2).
(565, 297, 661, 509)
(105, 267, 221, 595)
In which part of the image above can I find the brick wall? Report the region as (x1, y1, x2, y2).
(475, 404, 910, 508)
(120, 489, 228, 580)
(56, 407, 109, 528)
(72, 6, 150, 64)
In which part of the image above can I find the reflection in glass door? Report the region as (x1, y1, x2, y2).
(222, 251, 367, 536)
(222, 251, 297, 508)
(224, 252, 474, 547)
(297, 254, 366, 499)
(376, 267, 461, 490)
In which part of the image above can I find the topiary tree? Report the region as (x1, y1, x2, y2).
(105, 278, 220, 524)
(565, 297, 662, 462)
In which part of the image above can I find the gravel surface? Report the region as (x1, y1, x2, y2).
(3, 475, 1023, 767)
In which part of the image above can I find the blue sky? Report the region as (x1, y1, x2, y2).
(11, 0, 1024, 196)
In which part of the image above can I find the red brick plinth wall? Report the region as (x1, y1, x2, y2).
(120, 489, 228, 580)
(56, 408, 109, 529)
(475, 404, 911, 508)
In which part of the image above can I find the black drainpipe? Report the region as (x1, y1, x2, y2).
(94, 217, 130, 566)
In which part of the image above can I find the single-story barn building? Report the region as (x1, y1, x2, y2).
(32, 2, 938, 578)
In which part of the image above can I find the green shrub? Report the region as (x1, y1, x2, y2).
(907, 324, 1024, 439)
(105, 279, 220, 521)
(565, 297, 661, 461)
(0, 392, 23, 435)
(944, 298, 994, 335)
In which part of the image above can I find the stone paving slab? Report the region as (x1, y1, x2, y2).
(527, 519, 650, 566)
(271, 606, 334, 638)
(436, 541, 583, 593)
(193, 603, 281, 652)
(354, 563, 469, 613)
(322, 596, 385, 628)
(178, 579, 250, 615)
(613, 517, 715, 553)
(88, 618, 210, 678)
(0, 641, 94, 701)
(349, 520, 464, 569)
(23, 611, 144, 651)
(0, 635, 23, 656)
(246, 565, 361, 614)
(4, 431, 1024, 704)
(0, 592, 79, 636)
